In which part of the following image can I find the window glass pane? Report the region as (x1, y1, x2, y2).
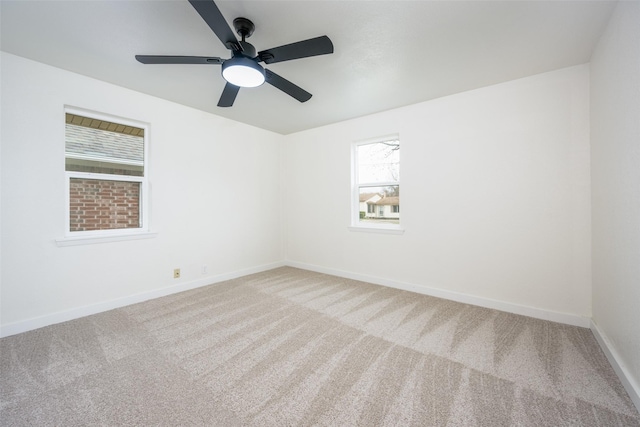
(357, 140, 399, 184)
(69, 178, 141, 231)
(65, 114, 144, 177)
(358, 185, 400, 224)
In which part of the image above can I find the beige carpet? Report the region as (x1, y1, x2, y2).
(1, 267, 639, 426)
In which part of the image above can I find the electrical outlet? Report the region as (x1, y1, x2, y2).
(202, 265, 208, 275)
(173, 268, 180, 279)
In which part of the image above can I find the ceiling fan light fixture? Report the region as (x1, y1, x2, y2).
(221, 57, 265, 88)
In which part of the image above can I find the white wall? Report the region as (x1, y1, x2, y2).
(0, 53, 283, 334)
(284, 65, 592, 323)
(0, 52, 595, 335)
(590, 0, 640, 406)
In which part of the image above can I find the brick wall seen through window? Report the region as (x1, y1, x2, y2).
(69, 178, 141, 231)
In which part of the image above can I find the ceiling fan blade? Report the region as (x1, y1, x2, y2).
(258, 36, 333, 64)
(188, 0, 240, 51)
(265, 69, 312, 103)
(135, 55, 223, 65)
(218, 82, 240, 107)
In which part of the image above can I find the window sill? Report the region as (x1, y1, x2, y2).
(348, 225, 405, 235)
(55, 231, 158, 247)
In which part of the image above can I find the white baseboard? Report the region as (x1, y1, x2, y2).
(0, 261, 285, 338)
(284, 260, 591, 328)
(590, 320, 640, 414)
(0, 259, 591, 336)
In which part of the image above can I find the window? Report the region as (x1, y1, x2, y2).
(63, 110, 150, 239)
(352, 136, 401, 232)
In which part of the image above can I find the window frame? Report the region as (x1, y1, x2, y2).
(349, 135, 404, 234)
(57, 107, 154, 246)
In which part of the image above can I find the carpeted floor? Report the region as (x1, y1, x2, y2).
(1, 267, 639, 426)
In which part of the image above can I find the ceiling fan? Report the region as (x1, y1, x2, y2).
(135, 0, 334, 107)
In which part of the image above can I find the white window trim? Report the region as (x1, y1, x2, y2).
(65, 152, 144, 167)
(55, 231, 158, 247)
(349, 135, 404, 234)
(57, 107, 155, 246)
(347, 225, 404, 235)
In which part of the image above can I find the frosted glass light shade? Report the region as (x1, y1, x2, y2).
(222, 57, 265, 88)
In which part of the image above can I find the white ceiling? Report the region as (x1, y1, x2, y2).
(1, 0, 616, 135)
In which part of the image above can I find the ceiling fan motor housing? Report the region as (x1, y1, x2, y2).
(237, 40, 257, 59)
